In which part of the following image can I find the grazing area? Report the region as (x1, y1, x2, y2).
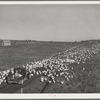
(0, 40, 100, 93)
(0, 41, 78, 71)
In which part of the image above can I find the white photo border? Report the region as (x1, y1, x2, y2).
(0, 1, 100, 99)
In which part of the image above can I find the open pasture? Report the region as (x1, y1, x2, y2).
(0, 41, 79, 71)
(0, 40, 100, 93)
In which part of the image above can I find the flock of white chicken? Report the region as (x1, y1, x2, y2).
(0, 42, 100, 86)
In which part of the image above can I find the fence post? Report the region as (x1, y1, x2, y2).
(21, 88, 23, 93)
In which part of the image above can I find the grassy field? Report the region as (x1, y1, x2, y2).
(0, 40, 100, 93)
(0, 41, 79, 71)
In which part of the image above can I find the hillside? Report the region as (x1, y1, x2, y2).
(0, 40, 100, 93)
(0, 41, 79, 71)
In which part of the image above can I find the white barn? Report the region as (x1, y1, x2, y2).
(1, 40, 11, 46)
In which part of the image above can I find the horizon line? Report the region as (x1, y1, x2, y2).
(0, 38, 100, 42)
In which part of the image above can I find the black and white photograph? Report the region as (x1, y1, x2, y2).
(0, 1, 100, 96)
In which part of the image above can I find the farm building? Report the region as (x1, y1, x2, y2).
(1, 40, 11, 46)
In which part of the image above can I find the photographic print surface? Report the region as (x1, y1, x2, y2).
(0, 2, 100, 94)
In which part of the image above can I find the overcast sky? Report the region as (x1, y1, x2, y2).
(0, 4, 100, 41)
